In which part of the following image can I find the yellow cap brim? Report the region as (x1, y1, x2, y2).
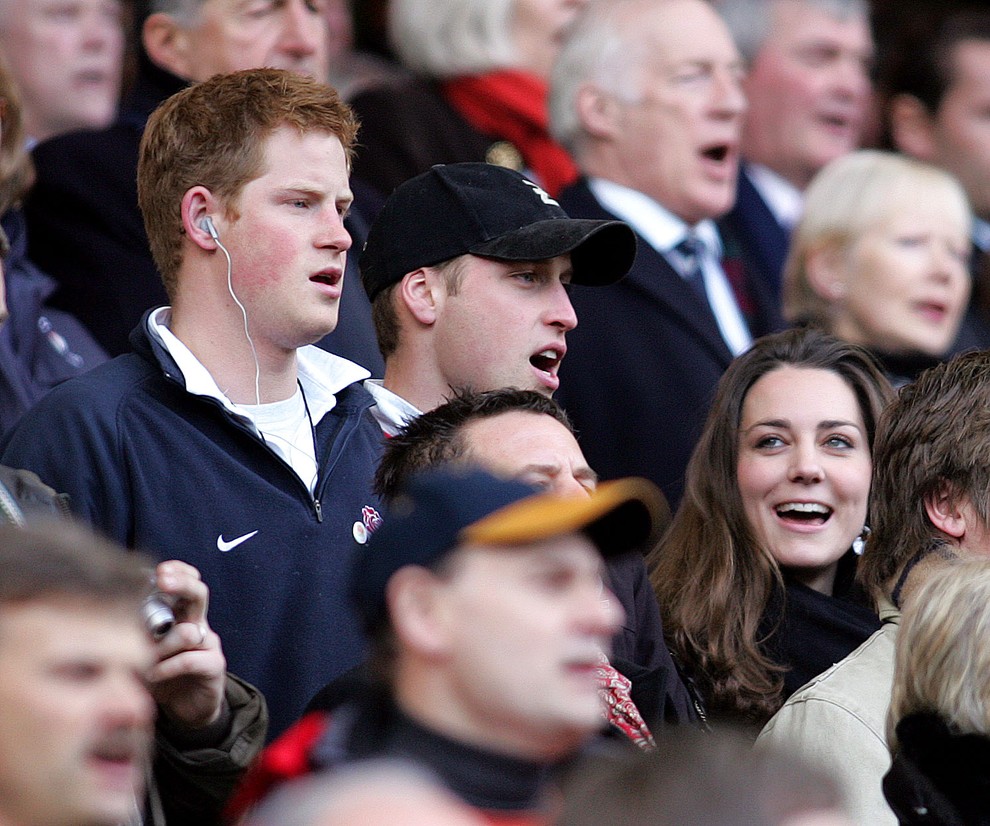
(460, 477, 665, 556)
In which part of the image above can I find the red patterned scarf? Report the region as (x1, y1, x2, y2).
(595, 653, 656, 751)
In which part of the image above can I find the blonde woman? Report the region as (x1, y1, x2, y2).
(883, 559, 990, 824)
(784, 150, 971, 384)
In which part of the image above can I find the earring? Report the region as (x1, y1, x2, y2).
(852, 525, 871, 556)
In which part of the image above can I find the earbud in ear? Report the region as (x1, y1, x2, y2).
(200, 216, 219, 241)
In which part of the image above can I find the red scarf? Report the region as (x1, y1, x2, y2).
(442, 70, 578, 197)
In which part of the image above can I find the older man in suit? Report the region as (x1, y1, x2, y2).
(549, 0, 783, 508)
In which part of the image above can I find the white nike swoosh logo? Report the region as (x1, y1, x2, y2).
(216, 531, 259, 552)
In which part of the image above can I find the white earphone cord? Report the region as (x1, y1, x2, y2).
(215, 236, 261, 407)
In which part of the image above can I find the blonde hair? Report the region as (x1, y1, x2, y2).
(888, 559, 990, 751)
(783, 150, 971, 329)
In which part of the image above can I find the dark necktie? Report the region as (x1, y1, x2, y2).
(674, 233, 709, 305)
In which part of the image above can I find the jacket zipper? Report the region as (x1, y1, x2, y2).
(163, 370, 326, 522)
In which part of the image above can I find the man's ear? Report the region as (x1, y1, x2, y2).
(888, 94, 940, 163)
(143, 13, 193, 79)
(925, 483, 967, 539)
(805, 242, 848, 302)
(398, 269, 440, 326)
(576, 83, 621, 140)
(180, 187, 222, 250)
(386, 567, 451, 659)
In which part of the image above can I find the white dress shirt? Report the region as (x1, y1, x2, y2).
(588, 177, 752, 355)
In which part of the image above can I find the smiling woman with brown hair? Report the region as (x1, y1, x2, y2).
(649, 327, 893, 728)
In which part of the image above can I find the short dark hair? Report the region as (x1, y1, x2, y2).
(878, 9, 990, 143)
(368, 389, 573, 681)
(859, 350, 990, 605)
(370, 257, 465, 359)
(0, 521, 150, 610)
(374, 388, 573, 500)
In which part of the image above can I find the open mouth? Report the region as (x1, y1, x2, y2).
(818, 112, 858, 137)
(530, 348, 563, 374)
(310, 270, 342, 287)
(775, 502, 832, 526)
(89, 739, 144, 789)
(76, 68, 115, 90)
(701, 144, 730, 163)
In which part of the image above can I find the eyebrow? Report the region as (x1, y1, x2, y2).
(818, 420, 863, 432)
(741, 418, 864, 433)
(525, 462, 599, 483)
(277, 185, 354, 205)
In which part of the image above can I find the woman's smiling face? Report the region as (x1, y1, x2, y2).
(736, 365, 872, 594)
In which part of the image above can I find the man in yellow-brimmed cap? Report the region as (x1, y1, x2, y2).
(231, 467, 664, 825)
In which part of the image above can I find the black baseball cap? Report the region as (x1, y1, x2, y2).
(350, 467, 664, 629)
(359, 163, 637, 300)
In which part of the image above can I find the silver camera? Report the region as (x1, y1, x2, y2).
(141, 592, 175, 640)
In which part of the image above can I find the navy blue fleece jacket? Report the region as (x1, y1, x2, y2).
(2, 316, 384, 737)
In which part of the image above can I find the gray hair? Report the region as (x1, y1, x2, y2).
(549, 0, 656, 156)
(146, 0, 204, 25)
(713, 0, 869, 62)
(388, 0, 516, 77)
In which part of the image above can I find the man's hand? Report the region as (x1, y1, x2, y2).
(148, 560, 227, 730)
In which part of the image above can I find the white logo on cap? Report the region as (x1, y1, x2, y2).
(523, 180, 559, 207)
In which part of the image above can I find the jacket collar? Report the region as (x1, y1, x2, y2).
(135, 307, 370, 427)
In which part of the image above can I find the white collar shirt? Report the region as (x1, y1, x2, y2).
(588, 177, 752, 355)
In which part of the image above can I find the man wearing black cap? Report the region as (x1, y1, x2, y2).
(229, 467, 664, 823)
(357, 161, 636, 435)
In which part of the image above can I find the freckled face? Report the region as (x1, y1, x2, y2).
(736, 366, 871, 593)
(220, 126, 353, 352)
